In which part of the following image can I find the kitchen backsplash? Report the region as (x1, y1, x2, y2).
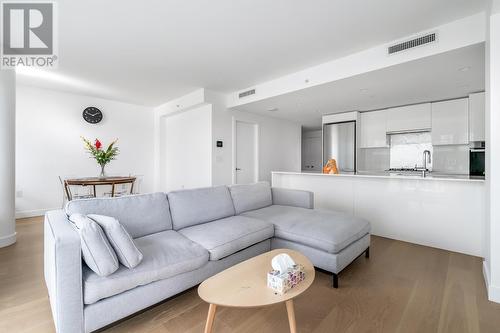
(359, 132, 469, 174)
(389, 132, 433, 169)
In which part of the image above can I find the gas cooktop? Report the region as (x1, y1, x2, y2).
(387, 167, 428, 172)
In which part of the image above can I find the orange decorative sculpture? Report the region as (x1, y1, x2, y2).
(323, 159, 339, 174)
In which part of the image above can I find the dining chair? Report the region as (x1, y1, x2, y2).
(101, 173, 137, 198)
(58, 175, 95, 207)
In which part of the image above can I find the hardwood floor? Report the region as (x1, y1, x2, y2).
(1, 216, 500, 333)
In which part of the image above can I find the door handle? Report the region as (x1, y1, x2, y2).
(235, 168, 242, 171)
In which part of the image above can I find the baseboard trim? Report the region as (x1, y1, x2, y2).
(15, 208, 58, 219)
(0, 232, 16, 248)
(490, 284, 500, 303)
(483, 260, 490, 291)
(483, 260, 500, 303)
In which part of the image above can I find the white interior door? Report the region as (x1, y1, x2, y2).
(235, 121, 257, 184)
(302, 137, 322, 172)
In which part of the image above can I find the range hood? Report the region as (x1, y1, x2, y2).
(386, 128, 431, 135)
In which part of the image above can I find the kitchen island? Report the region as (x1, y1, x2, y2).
(272, 171, 485, 257)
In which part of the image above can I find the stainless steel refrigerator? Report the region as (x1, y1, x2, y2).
(323, 121, 356, 173)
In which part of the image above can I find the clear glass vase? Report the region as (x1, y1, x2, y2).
(99, 164, 106, 178)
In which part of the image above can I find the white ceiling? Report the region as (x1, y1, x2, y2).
(17, 0, 486, 106)
(234, 43, 485, 130)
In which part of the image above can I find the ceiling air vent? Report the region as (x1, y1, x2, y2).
(388, 33, 436, 55)
(238, 89, 256, 98)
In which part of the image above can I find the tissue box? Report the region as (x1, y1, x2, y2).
(267, 264, 306, 295)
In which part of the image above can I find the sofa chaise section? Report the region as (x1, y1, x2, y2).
(241, 205, 370, 254)
(229, 182, 371, 288)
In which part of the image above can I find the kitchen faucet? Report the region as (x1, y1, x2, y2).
(422, 150, 431, 177)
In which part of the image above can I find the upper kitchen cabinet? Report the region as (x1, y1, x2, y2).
(360, 109, 388, 148)
(386, 103, 431, 133)
(469, 92, 485, 142)
(431, 98, 469, 145)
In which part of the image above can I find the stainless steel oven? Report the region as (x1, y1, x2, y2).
(470, 141, 485, 177)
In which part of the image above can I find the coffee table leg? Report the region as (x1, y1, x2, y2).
(285, 299, 297, 333)
(204, 303, 217, 333)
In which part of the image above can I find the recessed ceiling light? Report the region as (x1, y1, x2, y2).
(267, 107, 279, 112)
(458, 66, 470, 72)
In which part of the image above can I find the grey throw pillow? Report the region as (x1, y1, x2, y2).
(88, 214, 143, 269)
(69, 214, 119, 277)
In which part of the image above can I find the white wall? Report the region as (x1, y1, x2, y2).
(15, 85, 155, 217)
(484, 1, 500, 303)
(0, 70, 16, 247)
(154, 90, 301, 188)
(154, 89, 206, 192)
(208, 91, 302, 185)
(161, 104, 212, 191)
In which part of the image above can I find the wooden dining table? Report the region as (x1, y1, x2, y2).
(63, 176, 136, 201)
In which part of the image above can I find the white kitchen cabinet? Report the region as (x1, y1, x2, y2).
(431, 98, 469, 145)
(469, 92, 485, 142)
(272, 172, 485, 257)
(360, 109, 388, 148)
(386, 103, 431, 133)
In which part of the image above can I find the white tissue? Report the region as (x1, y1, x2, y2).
(271, 253, 296, 274)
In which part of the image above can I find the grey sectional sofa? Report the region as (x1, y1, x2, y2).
(44, 182, 370, 333)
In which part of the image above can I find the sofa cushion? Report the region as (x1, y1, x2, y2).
(229, 182, 272, 215)
(65, 193, 172, 238)
(178, 216, 274, 260)
(69, 214, 119, 277)
(271, 187, 314, 209)
(168, 186, 235, 230)
(88, 214, 143, 269)
(242, 205, 370, 254)
(83, 230, 208, 304)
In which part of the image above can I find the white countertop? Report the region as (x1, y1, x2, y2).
(272, 171, 485, 182)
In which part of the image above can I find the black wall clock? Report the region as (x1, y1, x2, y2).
(82, 107, 103, 124)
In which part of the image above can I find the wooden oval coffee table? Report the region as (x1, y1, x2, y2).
(198, 249, 315, 333)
